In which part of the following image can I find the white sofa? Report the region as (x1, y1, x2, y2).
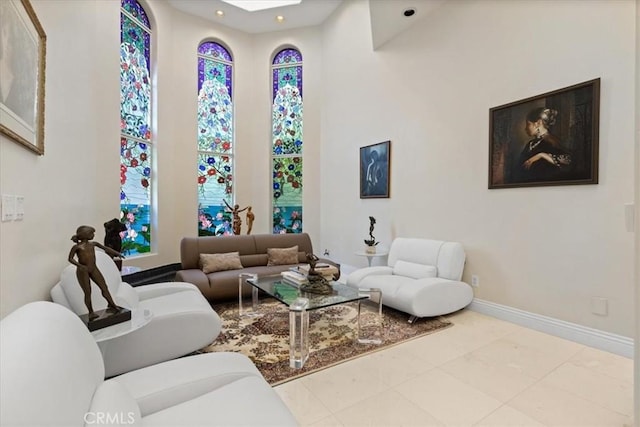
(0, 301, 297, 427)
(346, 238, 473, 321)
(51, 250, 222, 377)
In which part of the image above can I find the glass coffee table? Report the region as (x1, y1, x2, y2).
(238, 273, 382, 368)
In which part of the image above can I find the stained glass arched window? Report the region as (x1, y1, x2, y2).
(119, 0, 152, 254)
(272, 48, 303, 234)
(197, 42, 234, 236)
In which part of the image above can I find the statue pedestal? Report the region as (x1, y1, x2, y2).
(299, 274, 333, 295)
(80, 308, 132, 332)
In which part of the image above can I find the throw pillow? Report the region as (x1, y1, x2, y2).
(200, 252, 243, 274)
(267, 245, 299, 266)
(393, 260, 437, 279)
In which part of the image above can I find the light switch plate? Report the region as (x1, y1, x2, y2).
(14, 196, 24, 221)
(2, 194, 15, 222)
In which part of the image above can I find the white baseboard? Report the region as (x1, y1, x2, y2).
(469, 298, 634, 359)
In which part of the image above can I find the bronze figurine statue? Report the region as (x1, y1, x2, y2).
(68, 225, 125, 320)
(299, 253, 333, 295)
(223, 199, 248, 235)
(245, 206, 255, 235)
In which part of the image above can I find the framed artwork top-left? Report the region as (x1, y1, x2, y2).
(0, 0, 47, 155)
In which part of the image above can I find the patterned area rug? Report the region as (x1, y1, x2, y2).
(200, 298, 452, 386)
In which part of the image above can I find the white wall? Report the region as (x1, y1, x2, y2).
(320, 0, 636, 337)
(0, 0, 121, 317)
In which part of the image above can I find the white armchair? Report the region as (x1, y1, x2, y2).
(1, 302, 297, 427)
(346, 238, 473, 322)
(51, 250, 222, 377)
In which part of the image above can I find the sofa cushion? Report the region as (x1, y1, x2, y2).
(267, 246, 299, 266)
(239, 254, 269, 267)
(388, 238, 444, 269)
(393, 260, 437, 279)
(359, 275, 412, 299)
(200, 252, 243, 274)
(141, 376, 297, 426)
(254, 233, 313, 255)
(180, 235, 257, 270)
(87, 380, 142, 426)
(111, 352, 265, 416)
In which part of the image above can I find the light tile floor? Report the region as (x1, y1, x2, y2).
(274, 309, 633, 427)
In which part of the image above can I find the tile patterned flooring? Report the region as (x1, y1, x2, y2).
(274, 309, 633, 426)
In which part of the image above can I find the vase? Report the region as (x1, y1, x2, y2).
(365, 245, 377, 254)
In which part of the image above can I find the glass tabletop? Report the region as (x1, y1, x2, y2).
(246, 275, 366, 310)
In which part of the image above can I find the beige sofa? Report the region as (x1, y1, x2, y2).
(176, 233, 339, 301)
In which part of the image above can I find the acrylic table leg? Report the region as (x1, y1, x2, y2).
(252, 284, 259, 311)
(289, 297, 310, 369)
(357, 288, 383, 344)
(238, 273, 258, 318)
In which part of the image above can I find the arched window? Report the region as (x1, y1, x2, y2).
(119, 0, 152, 254)
(272, 48, 303, 234)
(197, 42, 234, 236)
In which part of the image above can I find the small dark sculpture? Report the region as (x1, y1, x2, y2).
(223, 199, 248, 235)
(69, 225, 125, 320)
(299, 253, 333, 295)
(364, 216, 379, 247)
(104, 218, 127, 270)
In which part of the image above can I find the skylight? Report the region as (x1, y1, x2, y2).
(221, 0, 301, 12)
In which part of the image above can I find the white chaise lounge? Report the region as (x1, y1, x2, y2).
(0, 301, 297, 426)
(51, 250, 222, 377)
(346, 238, 473, 322)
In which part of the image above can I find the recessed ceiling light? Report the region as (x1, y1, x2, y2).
(403, 8, 416, 17)
(275, 15, 285, 23)
(221, 0, 301, 12)
(215, 10, 224, 17)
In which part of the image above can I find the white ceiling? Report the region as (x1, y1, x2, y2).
(369, 0, 447, 49)
(166, 0, 448, 49)
(166, 0, 343, 34)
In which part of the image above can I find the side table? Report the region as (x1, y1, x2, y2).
(91, 308, 152, 343)
(355, 250, 389, 267)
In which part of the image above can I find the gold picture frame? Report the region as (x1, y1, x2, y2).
(0, 0, 46, 155)
(489, 79, 600, 189)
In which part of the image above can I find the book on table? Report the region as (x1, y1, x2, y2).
(294, 263, 338, 277)
(281, 270, 308, 286)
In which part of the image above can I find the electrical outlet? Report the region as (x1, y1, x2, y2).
(590, 297, 608, 316)
(471, 275, 479, 287)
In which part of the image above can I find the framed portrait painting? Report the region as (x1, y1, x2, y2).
(0, 0, 46, 155)
(360, 140, 390, 198)
(489, 79, 600, 189)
